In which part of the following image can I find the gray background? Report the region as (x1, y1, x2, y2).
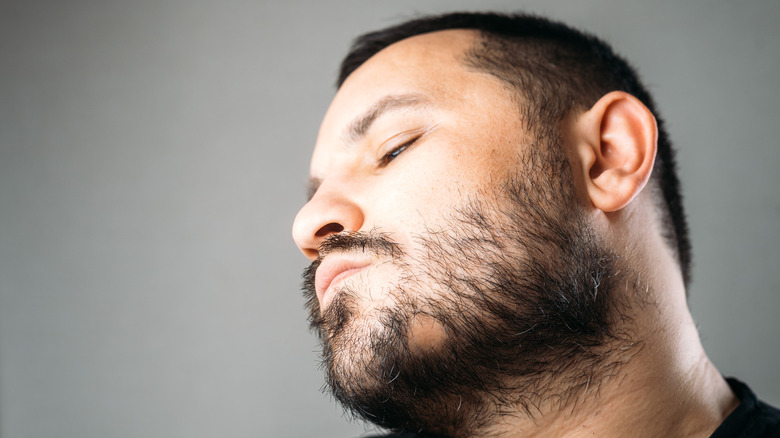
(1, 1, 778, 437)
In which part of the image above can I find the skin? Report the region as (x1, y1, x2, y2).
(292, 30, 737, 437)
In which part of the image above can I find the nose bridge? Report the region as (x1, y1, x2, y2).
(292, 179, 365, 260)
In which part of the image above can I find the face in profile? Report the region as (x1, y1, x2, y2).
(292, 30, 636, 434)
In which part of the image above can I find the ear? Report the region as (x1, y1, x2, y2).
(573, 91, 658, 212)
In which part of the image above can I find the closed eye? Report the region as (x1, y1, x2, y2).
(378, 136, 419, 167)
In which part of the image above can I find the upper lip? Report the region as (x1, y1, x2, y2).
(315, 256, 370, 307)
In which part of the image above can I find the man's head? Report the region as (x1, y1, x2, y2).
(292, 12, 690, 436)
(336, 12, 690, 284)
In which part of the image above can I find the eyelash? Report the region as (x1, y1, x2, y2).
(378, 136, 419, 167)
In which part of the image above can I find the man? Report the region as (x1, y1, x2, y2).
(292, 12, 780, 438)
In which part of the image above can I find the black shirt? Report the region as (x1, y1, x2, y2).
(710, 378, 780, 437)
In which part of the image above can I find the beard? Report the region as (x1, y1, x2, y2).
(301, 137, 642, 437)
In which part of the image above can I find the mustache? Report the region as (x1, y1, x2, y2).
(317, 231, 402, 259)
(301, 231, 403, 308)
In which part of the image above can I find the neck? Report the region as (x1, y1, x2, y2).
(476, 319, 736, 438)
(466, 231, 737, 438)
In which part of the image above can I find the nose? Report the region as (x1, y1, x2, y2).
(292, 188, 365, 260)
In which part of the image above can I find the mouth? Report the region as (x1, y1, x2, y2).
(315, 256, 370, 308)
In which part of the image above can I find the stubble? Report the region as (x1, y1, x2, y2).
(301, 137, 644, 437)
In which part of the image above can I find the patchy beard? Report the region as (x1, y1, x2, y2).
(301, 141, 643, 437)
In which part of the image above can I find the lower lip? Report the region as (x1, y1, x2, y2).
(321, 266, 366, 308)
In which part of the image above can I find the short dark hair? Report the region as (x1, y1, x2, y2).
(337, 12, 692, 287)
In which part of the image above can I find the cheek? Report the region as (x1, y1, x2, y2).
(364, 156, 462, 246)
(369, 147, 513, 228)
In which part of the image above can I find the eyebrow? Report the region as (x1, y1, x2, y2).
(342, 93, 429, 145)
(306, 93, 430, 201)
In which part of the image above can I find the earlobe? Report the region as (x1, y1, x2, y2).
(574, 91, 658, 212)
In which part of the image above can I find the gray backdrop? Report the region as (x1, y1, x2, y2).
(1, 1, 778, 437)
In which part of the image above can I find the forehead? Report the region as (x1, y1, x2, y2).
(312, 30, 507, 171)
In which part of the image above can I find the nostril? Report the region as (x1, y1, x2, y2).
(315, 222, 344, 237)
(302, 248, 319, 260)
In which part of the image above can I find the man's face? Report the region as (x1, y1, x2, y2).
(292, 30, 627, 433)
(294, 30, 530, 316)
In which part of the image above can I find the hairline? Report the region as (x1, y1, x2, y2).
(337, 29, 568, 139)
